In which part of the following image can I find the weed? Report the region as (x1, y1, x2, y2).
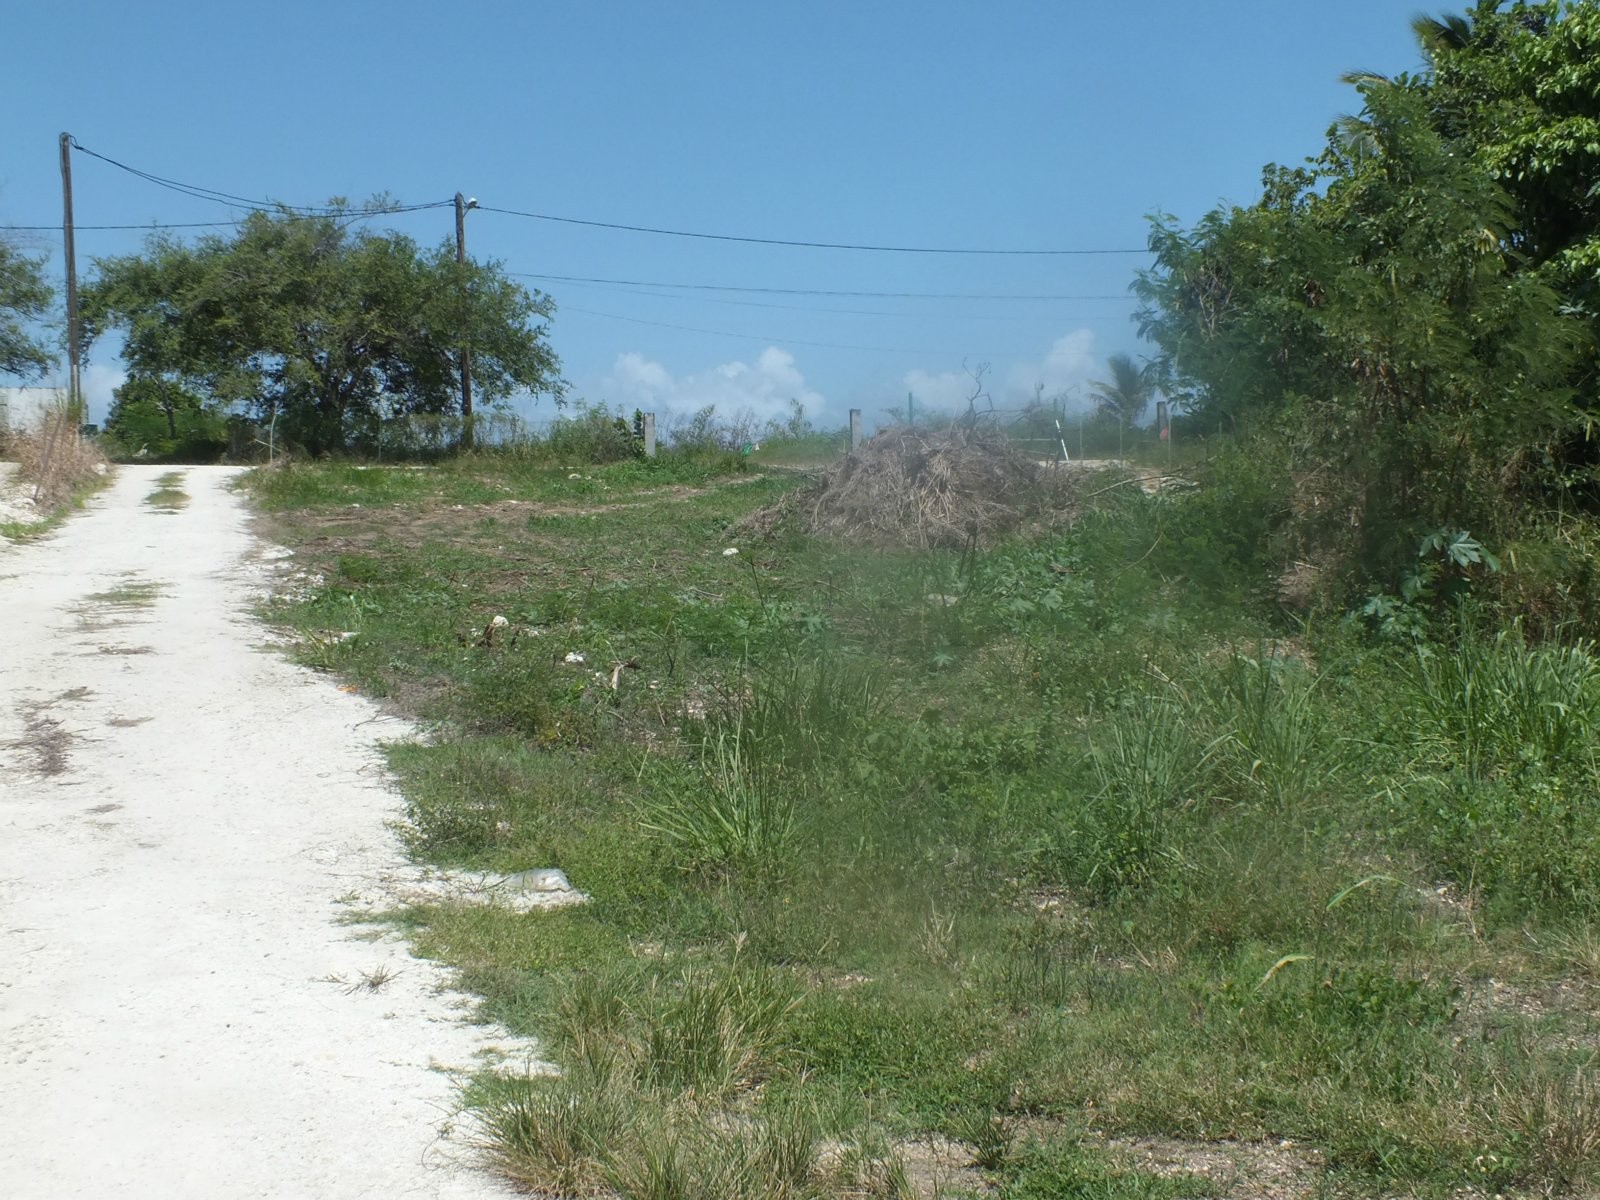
(1073, 702, 1217, 896)
(638, 958, 800, 1100)
(641, 731, 798, 882)
(347, 964, 401, 993)
(144, 473, 190, 511)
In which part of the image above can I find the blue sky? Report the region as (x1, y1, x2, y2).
(3, 1, 1433, 428)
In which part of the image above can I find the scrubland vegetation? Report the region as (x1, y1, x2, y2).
(248, 417, 1600, 1198)
(236, 4, 1600, 1193)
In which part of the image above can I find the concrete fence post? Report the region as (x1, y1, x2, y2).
(849, 409, 862, 452)
(643, 412, 657, 458)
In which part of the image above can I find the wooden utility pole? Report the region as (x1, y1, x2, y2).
(454, 192, 476, 450)
(60, 133, 81, 416)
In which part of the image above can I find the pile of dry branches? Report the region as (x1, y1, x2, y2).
(751, 425, 1072, 549)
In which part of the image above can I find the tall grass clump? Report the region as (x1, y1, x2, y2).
(1202, 651, 1340, 808)
(731, 656, 888, 775)
(479, 955, 816, 1200)
(475, 1062, 638, 1196)
(1391, 630, 1600, 916)
(639, 962, 801, 1100)
(1476, 1045, 1600, 1194)
(1406, 629, 1600, 777)
(1071, 701, 1218, 896)
(642, 730, 799, 882)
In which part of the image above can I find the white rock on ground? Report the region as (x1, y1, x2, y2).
(0, 465, 543, 1199)
(0, 460, 42, 529)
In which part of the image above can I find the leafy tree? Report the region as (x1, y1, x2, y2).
(81, 205, 561, 455)
(104, 376, 227, 460)
(1087, 352, 1154, 427)
(0, 239, 56, 380)
(1134, 2, 1593, 585)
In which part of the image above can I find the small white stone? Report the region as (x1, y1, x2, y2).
(564, 651, 585, 664)
(722, 547, 739, 556)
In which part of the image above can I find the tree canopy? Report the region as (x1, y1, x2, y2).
(1134, 0, 1599, 582)
(0, 239, 56, 381)
(82, 206, 561, 454)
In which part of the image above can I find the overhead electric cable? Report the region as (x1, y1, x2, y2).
(27, 141, 1146, 256)
(64, 139, 451, 219)
(481, 205, 1146, 256)
(515, 271, 1135, 302)
(5, 220, 279, 232)
(539, 277, 965, 317)
(562, 306, 911, 352)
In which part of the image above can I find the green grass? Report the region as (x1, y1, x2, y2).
(144, 471, 190, 511)
(83, 578, 165, 607)
(249, 454, 1600, 1198)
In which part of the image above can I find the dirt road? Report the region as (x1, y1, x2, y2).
(0, 466, 522, 1199)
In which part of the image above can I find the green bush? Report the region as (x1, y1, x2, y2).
(544, 402, 644, 463)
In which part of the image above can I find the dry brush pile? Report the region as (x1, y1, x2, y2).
(746, 425, 1075, 549)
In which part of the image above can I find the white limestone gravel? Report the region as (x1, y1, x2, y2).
(0, 465, 537, 1199)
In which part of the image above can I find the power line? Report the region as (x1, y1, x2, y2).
(542, 277, 959, 318)
(65, 138, 451, 219)
(515, 271, 1136, 302)
(20, 142, 1147, 256)
(70, 139, 306, 211)
(481, 205, 1146, 256)
(561, 306, 911, 352)
(4, 220, 266, 232)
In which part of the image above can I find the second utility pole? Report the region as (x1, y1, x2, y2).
(455, 192, 475, 451)
(60, 133, 81, 415)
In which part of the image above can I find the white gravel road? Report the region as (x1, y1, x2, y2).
(0, 466, 528, 1199)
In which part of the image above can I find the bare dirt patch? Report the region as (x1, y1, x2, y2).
(1104, 1134, 1324, 1200)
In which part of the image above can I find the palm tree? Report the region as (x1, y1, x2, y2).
(1411, 11, 1476, 57)
(1088, 353, 1154, 457)
(1335, 7, 1483, 161)
(1089, 353, 1153, 425)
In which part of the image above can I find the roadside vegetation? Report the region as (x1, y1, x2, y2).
(1, 400, 110, 540)
(249, 416, 1600, 1198)
(238, 4, 1600, 1195)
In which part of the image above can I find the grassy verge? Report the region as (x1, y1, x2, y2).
(248, 449, 1600, 1199)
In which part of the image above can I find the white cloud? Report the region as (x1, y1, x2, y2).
(603, 347, 823, 424)
(901, 368, 976, 413)
(902, 329, 1103, 419)
(1005, 329, 1099, 411)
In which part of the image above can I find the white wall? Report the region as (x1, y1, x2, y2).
(0, 387, 68, 436)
